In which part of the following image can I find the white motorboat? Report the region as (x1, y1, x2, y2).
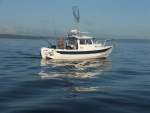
(41, 30, 114, 59)
(40, 6, 114, 59)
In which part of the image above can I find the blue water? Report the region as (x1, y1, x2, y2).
(0, 38, 150, 113)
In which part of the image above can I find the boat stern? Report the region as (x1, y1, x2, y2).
(40, 47, 54, 59)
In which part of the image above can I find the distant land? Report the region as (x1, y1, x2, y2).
(0, 34, 56, 39)
(0, 34, 150, 43)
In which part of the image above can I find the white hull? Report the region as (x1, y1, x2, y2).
(41, 45, 114, 59)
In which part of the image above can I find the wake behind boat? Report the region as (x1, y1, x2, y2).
(40, 6, 114, 59)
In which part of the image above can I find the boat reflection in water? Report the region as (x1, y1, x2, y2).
(39, 58, 111, 79)
(39, 58, 111, 93)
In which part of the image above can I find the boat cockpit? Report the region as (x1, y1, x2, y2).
(65, 30, 94, 50)
(66, 37, 78, 49)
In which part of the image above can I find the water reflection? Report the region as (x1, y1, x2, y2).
(39, 58, 112, 100)
(39, 58, 111, 79)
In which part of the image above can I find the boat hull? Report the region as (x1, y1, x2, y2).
(40, 46, 114, 59)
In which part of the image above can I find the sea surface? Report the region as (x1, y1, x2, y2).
(0, 38, 150, 113)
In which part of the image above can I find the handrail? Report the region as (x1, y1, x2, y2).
(96, 39, 114, 47)
(68, 31, 91, 37)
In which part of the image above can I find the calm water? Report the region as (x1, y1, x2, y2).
(0, 38, 150, 113)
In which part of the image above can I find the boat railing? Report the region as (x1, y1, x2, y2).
(68, 31, 91, 37)
(79, 32, 91, 36)
(96, 39, 114, 47)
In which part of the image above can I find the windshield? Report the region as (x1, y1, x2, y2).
(68, 37, 77, 45)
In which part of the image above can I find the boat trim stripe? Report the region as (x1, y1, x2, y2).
(56, 47, 112, 54)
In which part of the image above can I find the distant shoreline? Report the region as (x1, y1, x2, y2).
(0, 34, 56, 40)
(0, 34, 150, 43)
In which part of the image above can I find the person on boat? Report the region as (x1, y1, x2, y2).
(57, 37, 64, 49)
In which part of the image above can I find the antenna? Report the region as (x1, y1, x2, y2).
(52, 15, 56, 39)
(51, 14, 57, 45)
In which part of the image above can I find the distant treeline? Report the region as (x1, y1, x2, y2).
(0, 34, 56, 39)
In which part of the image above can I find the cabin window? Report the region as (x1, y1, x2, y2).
(86, 39, 92, 44)
(80, 39, 92, 45)
(80, 39, 85, 44)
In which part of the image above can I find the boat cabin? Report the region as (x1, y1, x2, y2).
(66, 30, 94, 50)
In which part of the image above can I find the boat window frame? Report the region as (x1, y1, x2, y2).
(79, 39, 92, 45)
(79, 39, 86, 45)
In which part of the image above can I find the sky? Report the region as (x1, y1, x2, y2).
(0, 0, 150, 39)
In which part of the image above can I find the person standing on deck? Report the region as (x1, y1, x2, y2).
(57, 37, 64, 49)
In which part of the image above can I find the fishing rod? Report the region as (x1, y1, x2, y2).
(39, 35, 56, 49)
(38, 15, 57, 48)
(38, 35, 52, 47)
